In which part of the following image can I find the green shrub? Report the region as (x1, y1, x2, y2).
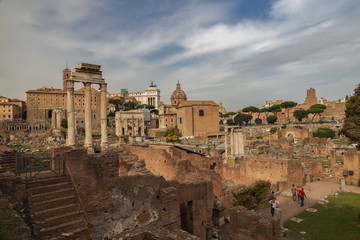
(255, 118, 262, 125)
(277, 130, 282, 139)
(294, 126, 303, 129)
(232, 180, 268, 209)
(256, 136, 263, 139)
(270, 127, 277, 134)
(313, 128, 335, 138)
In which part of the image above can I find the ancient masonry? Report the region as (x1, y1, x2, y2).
(66, 63, 108, 153)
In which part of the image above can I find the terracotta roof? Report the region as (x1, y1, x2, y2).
(177, 100, 218, 107)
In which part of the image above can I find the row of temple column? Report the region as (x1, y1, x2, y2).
(66, 80, 108, 153)
(224, 126, 245, 162)
(7, 123, 46, 131)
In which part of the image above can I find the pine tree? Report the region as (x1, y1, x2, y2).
(342, 85, 360, 149)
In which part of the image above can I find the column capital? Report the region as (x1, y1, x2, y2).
(100, 83, 107, 91)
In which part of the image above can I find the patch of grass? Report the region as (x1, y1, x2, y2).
(332, 139, 351, 145)
(8, 145, 32, 150)
(284, 192, 360, 240)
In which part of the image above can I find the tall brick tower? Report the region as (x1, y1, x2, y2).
(305, 88, 317, 109)
(62, 66, 71, 91)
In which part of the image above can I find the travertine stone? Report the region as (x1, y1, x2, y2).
(100, 83, 108, 151)
(66, 80, 75, 147)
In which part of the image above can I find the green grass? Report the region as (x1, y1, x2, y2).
(284, 192, 360, 240)
(8, 145, 32, 150)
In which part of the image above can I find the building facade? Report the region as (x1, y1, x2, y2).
(0, 96, 25, 121)
(109, 82, 161, 109)
(26, 67, 101, 129)
(159, 81, 220, 138)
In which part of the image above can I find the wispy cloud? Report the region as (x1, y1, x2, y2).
(0, 0, 359, 111)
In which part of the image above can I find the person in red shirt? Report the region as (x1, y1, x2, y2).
(299, 188, 307, 207)
(296, 186, 301, 203)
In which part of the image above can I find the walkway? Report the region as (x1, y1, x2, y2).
(258, 181, 360, 224)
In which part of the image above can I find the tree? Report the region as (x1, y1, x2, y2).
(234, 113, 253, 125)
(313, 128, 335, 138)
(108, 98, 123, 111)
(165, 126, 181, 142)
(266, 115, 278, 124)
(342, 85, 360, 149)
(293, 109, 308, 122)
(255, 118, 262, 125)
(226, 119, 235, 125)
(280, 101, 297, 123)
(306, 104, 326, 122)
(242, 106, 259, 123)
(61, 119, 67, 128)
(219, 112, 236, 123)
(268, 104, 282, 116)
(124, 101, 136, 111)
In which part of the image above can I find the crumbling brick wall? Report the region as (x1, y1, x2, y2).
(223, 206, 281, 240)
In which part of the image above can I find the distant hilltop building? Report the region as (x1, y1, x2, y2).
(108, 81, 161, 109)
(0, 96, 25, 121)
(159, 81, 219, 138)
(305, 88, 317, 109)
(26, 65, 102, 129)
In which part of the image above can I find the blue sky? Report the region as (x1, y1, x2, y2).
(1, 0, 359, 111)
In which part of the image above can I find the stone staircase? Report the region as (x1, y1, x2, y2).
(0, 151, 16, 173)
(27, 175, 89, 240)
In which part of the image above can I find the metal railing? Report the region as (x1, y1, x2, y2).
(15, 151, 65, 180)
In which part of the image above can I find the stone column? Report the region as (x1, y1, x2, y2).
(100, 83, 108, 150)
(230, 128, 234, 156)
(234, 131, 239, 155)
(224, 127, 228, 163)
(238, 132, 244, 156)
(51, 111, 56, 129)
(66, 80, 76, 147)
(84, 82, 94, 153)
(56, 110, 61, 129)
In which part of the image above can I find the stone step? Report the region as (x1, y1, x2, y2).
(27, 181, 73, 195)
(32, 203, 80, 219)
(40, 226, 89, 240)
(38, 218, 87, 239)
(27, 176, 70, 187)
(30, 187, 75, 203)
(34, 210, 85, 230)
(30, 195, 75, 212)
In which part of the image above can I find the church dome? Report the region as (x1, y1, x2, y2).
(171, 81, 187, 106)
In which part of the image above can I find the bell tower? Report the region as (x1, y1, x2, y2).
(62, 66, 71, 91)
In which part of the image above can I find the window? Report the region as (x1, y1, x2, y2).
(179, 117, 182, 124)
(199, 110, 204, 116)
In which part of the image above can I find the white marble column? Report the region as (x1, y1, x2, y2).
(224, 127, 228, 163)
(100, 83, 108, 150)
(238, 132, 244, 156)
(56, 110, 61, 129)
(230, 128, 234, 156)
(234, 132, 239, 155)
(84, 82, 93, 153)
(66, 80, 75, 147)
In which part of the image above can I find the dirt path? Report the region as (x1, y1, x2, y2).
(257, 181, 360, 224)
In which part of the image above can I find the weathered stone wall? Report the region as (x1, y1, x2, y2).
(331, 149, 360, 185)
(223, 206, 281, 240)
(61, 149, 213, 239)
(222, 157, 304, 193)
(125, 145, 176, 180)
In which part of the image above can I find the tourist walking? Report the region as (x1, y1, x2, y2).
(291, 184, 297, 201)
(299, 188, 307, 207)
(269, 197, 280, 217)
(269, 191, 275, 200)
(296, 185, 301, 203)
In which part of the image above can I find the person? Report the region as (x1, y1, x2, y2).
(299, 188, 307, 207)
(269, 191, 275, 200)
(296, 186, 301, 203)
(269, 197, 280, 217)
(291, 184, 297, 201)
